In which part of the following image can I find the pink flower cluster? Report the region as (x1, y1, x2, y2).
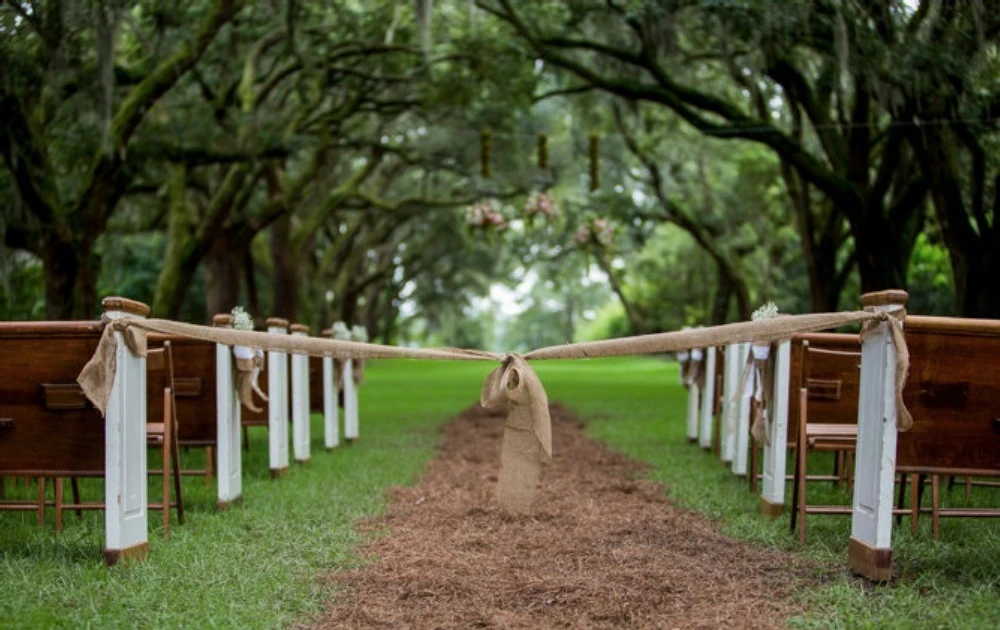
(523, 191, 558, 219)
(573, 218, 614, 248)
(466, 201, 507, 230)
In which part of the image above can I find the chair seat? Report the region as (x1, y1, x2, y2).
(804, 423, 857, 438)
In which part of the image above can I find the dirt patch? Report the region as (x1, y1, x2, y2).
(314, 404, 810, 628)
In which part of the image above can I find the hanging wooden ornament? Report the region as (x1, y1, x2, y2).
(589, 133, 600, 192)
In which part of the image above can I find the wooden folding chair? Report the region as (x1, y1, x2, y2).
(790, 342, 861, 543)
(146, 342, 185, 534)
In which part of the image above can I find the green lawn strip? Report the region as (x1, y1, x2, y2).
(532, 356, 1000, 630)
(0, 359, 492, 629)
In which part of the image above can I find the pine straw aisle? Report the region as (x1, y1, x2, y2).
(312, 404, 812, 628)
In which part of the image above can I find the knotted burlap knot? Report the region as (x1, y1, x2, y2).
(480, 354, 552, 514)
(78, 317, 148, 412)
(234, 350, 268, 412)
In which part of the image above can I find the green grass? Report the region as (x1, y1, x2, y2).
(2, 356, 998, 628)
(0, 359, 493, 629)
(532, 356, 1000, 629)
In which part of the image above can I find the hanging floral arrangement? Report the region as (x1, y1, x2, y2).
(522, 191, 559, 223)
(466, 200, 508, 232)
(573, 217, 614, 249)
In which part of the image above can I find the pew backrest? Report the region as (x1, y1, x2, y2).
(898, 316, 1000, 474)
(0, 321, 105, 476)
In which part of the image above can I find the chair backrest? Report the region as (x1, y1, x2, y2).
(898, 316, 1000, 473)
(788, 333, 861, 443)
(799, 341, 862, 424)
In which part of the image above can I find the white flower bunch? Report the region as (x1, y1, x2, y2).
(331, 321, 352, 340)
(351, 325, 369, 343)
(231, 306, 254, 331)
(751, 302, 779, 321)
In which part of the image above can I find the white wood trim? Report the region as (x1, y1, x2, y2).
(290, 332, 310, 463)
(721, 344, 741, 463)
(323, 357, 338, 449)
(267, 325, 289, 472)
(760, 339, 791, 508)
(851, 303, 904, 552)
(731, 343, 752, 476)
(344, 358, 359, 441)
(103, 308, 148, 558)
(216, 343, 242, 504)
(699, 347, 717, 450)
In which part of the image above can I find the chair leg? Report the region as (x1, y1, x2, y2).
(965, 476, 972, 502)
(790, 447, 800, 534)
(205, 446, 213, 488)
(0, 476, 4, 500)
(71, 478, 82, 518)
(896, 472, 908, 526)
(833, 451, 842, 487)
(243, 425, 250, 452)
(932, 474, 941, 540)
(910, 473, 920, 534)
(54, 478, 64, 534)
(163, 390, 173, 537)
(170, 394, 184, 526)
(36, 477, 46, 527)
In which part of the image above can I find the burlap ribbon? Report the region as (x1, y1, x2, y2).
(480, 354, 552, 514)
(78, 317, 148, 412)
(333, 358, 366, 391)
(75, 308, 913, 514)
(861, 309, 912, 431)
(742, 344, 776, 445)
(234, 351, 268, 413)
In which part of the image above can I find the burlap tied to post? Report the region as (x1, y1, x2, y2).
(78, 318, 148, 414)
(480, 354, 552, 514)
(76, 307, 915, 515)
(742, 344, 776, 445)
(234, 350, 268, 413)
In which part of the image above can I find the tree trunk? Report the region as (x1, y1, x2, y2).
(961, 250, 1000, 318)
(43, 237, 98, 320)
(709, 266, 733, 325)
(270, 214, 299, 321)
(204, 232, 242, 320)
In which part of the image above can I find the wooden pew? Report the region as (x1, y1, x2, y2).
(0, 321, 105, 530)
(898, 315, 1000, 536)
(0, 297, 153, 563)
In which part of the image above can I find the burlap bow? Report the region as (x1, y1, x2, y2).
(741, 344, 776, 445)
(480, 354, 552, 514)
(234, 349, 268, 412)
(78, 317, 148, 412)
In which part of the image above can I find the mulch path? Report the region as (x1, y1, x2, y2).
(313, 404, 811, 629)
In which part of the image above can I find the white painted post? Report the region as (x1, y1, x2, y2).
(343, 358, 359, 441)
(266, 318, 289, 477)
(213, 314, 242, 509)
(849, 290, 908, 581)
(698, 347, 717, 450)
(731, 343, 752, 476)
(101, 297, 150, 565)
(322, 328, 338, 450)
(290, 324, 311, 464)
(721, 343, 741, 463)
(760, 338, 791, 517)
(685, 349, 703, 442)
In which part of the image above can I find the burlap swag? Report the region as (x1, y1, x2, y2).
(234, 350, 268, 413)
(77, 308, 911, 514)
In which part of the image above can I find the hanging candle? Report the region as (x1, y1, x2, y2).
(480, 129, 492, 178)
(589, 133, 600, 192)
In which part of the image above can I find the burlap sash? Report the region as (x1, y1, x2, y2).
(76, 309, 911, 514)
(480, 354, 551, 514)
(234, 353, 267, 412)
(742, 345, 776, 445)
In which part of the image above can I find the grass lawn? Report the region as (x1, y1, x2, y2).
(533, 356, 1000, 630)
(2, 356, 997, 628)
(0, 359, 492, 628)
